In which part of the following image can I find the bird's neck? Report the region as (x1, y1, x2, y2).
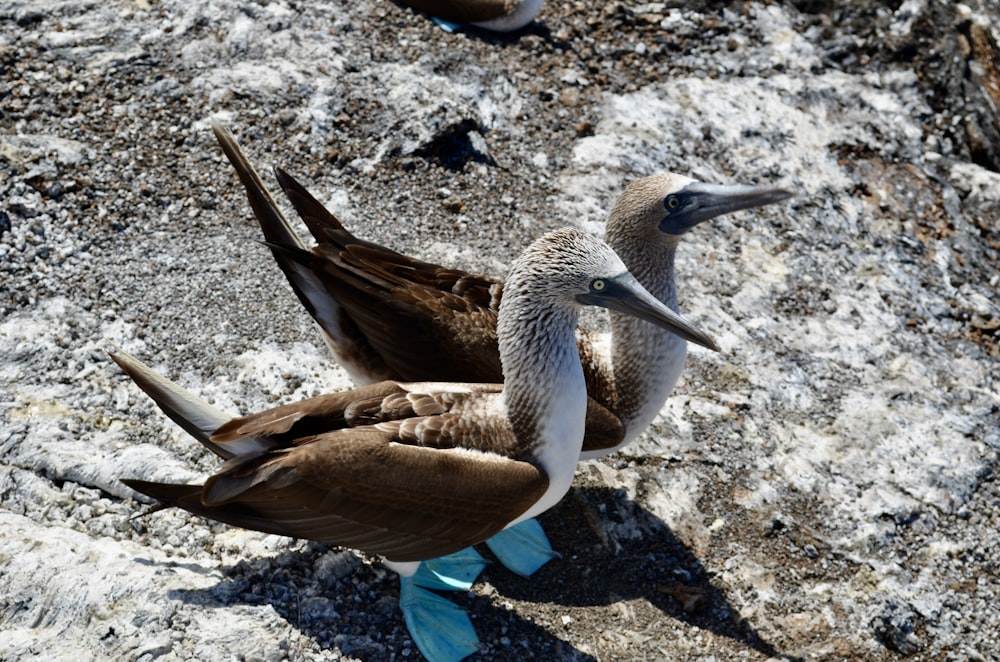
(609, 237, 688, 441)
(499, 304, 588, 470)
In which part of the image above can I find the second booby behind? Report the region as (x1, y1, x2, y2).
(116, 227, 716, 662)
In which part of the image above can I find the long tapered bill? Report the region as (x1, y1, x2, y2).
(678, 182, 795, 226)
(577, 272, 718, 351)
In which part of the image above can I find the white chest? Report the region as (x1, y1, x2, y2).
(507, 361, 588, 524)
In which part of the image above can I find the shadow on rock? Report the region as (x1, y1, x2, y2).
(482, 485, 800, 661)
(165, 540, 594, 661)
(140, 486, 793, 660)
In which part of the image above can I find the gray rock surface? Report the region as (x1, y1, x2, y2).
(2, 0, 998, 660)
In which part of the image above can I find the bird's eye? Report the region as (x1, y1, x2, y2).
(665, 196, 680, 210)
(591, 279, 607, 291)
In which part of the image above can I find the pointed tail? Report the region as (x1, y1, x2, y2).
(110, 350, 278, 459)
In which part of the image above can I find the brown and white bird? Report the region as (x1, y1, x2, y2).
(116, 227, 716, 662)
(212, 121, 792, 462)
(211, 122, 790, 588)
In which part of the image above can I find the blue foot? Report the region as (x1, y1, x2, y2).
(412, 547, 488, 591)
(484, 518, 561, 577)
(431, 16, 461, 32)
(399, 575, 480, 662)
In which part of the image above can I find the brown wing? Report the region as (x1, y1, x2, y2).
(275, 166, 503, 315)
(268, 241, 505, 384)
(210, 380, 505, 445)
(214, 124, 401, 383)
(276, 167, 505, 382)
(273, 167, 392, 252)
(215, 129, 506, 384)
(126, 426, 547, 562)
(211, 380, 407, 442)
(214, 122, 307, 252)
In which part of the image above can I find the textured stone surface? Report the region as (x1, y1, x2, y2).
(1, 1, 998, 660)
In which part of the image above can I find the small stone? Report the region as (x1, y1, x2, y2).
(442, 197, 465, 213)
(559, 88, 580, 107)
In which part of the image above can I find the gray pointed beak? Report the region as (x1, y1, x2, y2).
(683, 182, 795, 225)
(577, 272, 718, 352)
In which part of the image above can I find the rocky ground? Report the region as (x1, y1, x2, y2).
(2, 0, 999, 660)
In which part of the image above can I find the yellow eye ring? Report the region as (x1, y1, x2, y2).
(666, 196, 680, 209)
(591, 279, 607, 291)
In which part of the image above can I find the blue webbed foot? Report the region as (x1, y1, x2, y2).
(412, 547, 488, 591)
(431, 16, 461, 32)
(399, 575, 480, 662)
(485, 518, 561, 577)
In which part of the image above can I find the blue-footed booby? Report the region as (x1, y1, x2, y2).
(211, 121, 790, 460)
(116, 227, 716, 662)
(211, 121, 789, 585)
(394, 0, 543, 32)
